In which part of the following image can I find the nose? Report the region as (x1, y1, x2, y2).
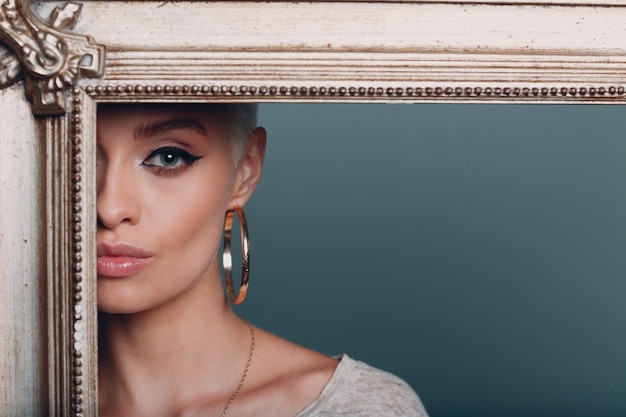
(97, 160, 141, 230)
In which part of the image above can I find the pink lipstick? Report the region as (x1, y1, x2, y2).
(97, 243, 155, 278)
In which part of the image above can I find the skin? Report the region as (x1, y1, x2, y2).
(97, 104, 338, 417)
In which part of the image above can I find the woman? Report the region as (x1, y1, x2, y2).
(96, 103, 428, 416)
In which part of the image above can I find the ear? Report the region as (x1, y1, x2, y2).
(229, 127, 267, 207)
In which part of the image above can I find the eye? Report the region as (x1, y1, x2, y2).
(141, 146, 202, 175)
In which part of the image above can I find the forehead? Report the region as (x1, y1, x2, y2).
(97, 103, 230, 139)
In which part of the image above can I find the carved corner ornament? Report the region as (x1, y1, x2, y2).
(0, 0, 104, 116)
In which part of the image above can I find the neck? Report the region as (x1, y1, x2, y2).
(98, 275, 252, 415)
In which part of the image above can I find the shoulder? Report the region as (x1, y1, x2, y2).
(295, 355, 429, 417)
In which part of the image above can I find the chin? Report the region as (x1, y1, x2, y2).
(97, 299, 141, 315)
(97, 280, 150, 315)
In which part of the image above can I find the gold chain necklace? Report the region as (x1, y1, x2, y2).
(221, 317, 255, 417)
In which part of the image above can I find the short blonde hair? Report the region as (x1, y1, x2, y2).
(221, 103, 259, 164)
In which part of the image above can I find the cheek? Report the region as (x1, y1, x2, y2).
(145, 172, 233, 265)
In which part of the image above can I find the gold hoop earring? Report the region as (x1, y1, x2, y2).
(222, 207, 250, 304)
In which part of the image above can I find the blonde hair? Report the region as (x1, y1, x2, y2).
(218, 103, 259, 164)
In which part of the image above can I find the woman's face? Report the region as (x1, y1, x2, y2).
(96, 104, 264, 314)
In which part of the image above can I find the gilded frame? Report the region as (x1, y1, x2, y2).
(2, 0, 626, 415)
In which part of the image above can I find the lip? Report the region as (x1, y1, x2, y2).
(97, 243, 155, 278)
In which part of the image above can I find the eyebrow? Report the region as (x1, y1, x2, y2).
(133, 117, 209, 139)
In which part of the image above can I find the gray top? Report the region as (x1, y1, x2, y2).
(295, 355, 429, 417)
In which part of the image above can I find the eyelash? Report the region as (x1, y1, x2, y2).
(140, 146, 203, 176)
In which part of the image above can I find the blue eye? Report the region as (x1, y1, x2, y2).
(153, 150, 181, 167)
(141, 147, 202, 175)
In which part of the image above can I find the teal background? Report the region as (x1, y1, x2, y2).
(237, 104, 626, 417)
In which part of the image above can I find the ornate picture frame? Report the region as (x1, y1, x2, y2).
(2, 0, 625, 415)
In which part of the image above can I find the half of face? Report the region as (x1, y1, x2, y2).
(96, 103, 265, 315)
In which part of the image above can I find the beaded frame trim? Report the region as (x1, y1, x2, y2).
(84, 84, 626, 100)
(70, 87, 86, 416)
